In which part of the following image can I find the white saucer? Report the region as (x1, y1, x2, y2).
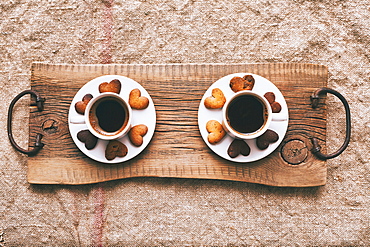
(198, 73, 289, 163)
(68, 75, 156, 164)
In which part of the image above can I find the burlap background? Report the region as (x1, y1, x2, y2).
(1, 0, 369, 246)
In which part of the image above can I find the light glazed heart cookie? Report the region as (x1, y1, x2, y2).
(75, 94, 93, 115)
(204, 88, 226, 109)
(206, 120, 226, 144)
(129, 124, 148, 147)
(229, 74, 255, 92)
(129, 88, 149, 110)
(99, 79, 121, 94)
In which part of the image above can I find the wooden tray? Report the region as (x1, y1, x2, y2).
(28, 63, 328, 186)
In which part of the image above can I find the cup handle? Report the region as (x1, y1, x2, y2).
(271, 112, 288, 121)
(70, 116, 86, 124)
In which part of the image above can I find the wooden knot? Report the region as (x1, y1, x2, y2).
(281, 139, 308, 165)
(42, 119, 58, 134)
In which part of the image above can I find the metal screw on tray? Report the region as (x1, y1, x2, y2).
(0, 231, 4, 246)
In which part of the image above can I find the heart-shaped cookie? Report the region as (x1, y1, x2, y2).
(128, 124, 148, 147)
(271, 101, 282, 113)
(206, 120, 226, 144)
(99, 79, 121, 94)
(204, 88, 226, 109)
(264, 92, 281, 113)
(129, 88, 149, 110)
(256, 129, 279, 150)
(75, 94, 93, 115)
(105, 140, 128, 160)
(229, 74, 255, 93)
(77, 129, 98, 150)
(264, 92, 275, 104)
(227, 139, 251, 158)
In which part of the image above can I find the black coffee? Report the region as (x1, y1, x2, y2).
(227, 95, 265, 133)
(91, 98, 126, 134)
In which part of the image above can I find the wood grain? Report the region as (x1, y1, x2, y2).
(27, 63, 328, 186)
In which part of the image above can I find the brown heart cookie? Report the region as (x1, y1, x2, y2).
(75, 94, 93, 115)
(264, 92, 282, 113)
(271, 101, 282, 113)
(129, 88, 149, 110)
(256, 129, 279, 150)
(128, 124, 148, 147)
(105, 140, 128, 160)
(229, 74, 255, 93)
(206, 120, 226, 144)
(99, 79, 121, 94)
(264, 92, 275, 104)
(204, 88, 226, 109)
(77, 129, 98, 150)
(227, 139, 251, 158)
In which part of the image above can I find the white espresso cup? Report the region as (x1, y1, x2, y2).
(222, 90, 287, 140)
(70, 92, 132, 140)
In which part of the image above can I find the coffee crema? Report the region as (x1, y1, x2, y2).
(89, 97, 127, 135)
(226, 95, 266, 133)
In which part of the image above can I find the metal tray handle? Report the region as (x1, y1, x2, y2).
(7, 87, 351, 159)
(7, 90, 45, 156)
(310, 87, 351, 160)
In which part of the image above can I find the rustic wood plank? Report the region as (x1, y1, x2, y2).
(28, 63, 327, 186)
